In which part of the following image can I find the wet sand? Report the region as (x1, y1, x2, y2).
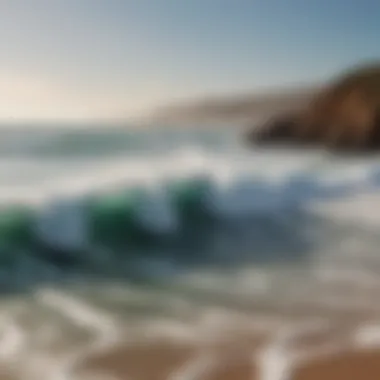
(79, 312, 380, 380)
(2, 277, 380, 380)
(5, 242, 380, 379)
(80, 342, 197, 380)
(80, 341, 258, 379)
(80, 339, 380, 380)
(79, 341, 380, 380)
(79, 325, 272, 379)
(294, 349, 380, 380)
(0, 370, 15, 380)
(80, 329, 268, 379)
(2, 294, 380, 379)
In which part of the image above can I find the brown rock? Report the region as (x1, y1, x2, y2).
(247, 62, 380, 152)
(245, 112, 303, 146)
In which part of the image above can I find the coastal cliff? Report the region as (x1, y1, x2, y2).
(246, 62, 380, 152)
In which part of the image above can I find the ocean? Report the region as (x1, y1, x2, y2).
(1, 124, 380, 379)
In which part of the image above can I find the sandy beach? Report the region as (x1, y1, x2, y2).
(78, 335, 380, 380)
(1, 264, 380, 379)
(77, 305, 380, 380)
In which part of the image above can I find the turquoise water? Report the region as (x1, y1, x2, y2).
(1, 124, 380, 280)
(1, 124, 380, 378)
(1, 124, 380, 282)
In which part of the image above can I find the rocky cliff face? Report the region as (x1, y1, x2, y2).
(246, 62, 380, 152)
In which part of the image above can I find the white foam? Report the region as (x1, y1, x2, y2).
(0, 148, 352, 201)
(0, 317, 26, 362)
(353, 324, 380, 349)
(0, 145, 377, 227)
(257, 328, 295, 380)
(310, 191, 380, 227)
(35, 290, 118, 336)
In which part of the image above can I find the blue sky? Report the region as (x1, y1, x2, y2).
(0, 0, 379, 121)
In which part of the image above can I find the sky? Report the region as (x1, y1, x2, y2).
(0, 0, 379, 122)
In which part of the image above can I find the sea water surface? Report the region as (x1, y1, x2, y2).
(2, 124, 380, 379)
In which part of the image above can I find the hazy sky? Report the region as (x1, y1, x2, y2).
(1, 0, 379, 121)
